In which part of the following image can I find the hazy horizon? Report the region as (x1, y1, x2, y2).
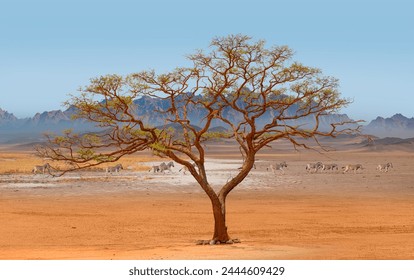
(1, 0, 413, 121)
(0, 97, 412, 124)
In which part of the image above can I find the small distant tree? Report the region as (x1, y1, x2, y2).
(37, 35, 360, 244)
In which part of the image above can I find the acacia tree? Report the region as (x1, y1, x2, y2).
(37, 35, 359, 244)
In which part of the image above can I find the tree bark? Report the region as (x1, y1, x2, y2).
(211, 194, 230, 243)
(208, 153, 256, 243)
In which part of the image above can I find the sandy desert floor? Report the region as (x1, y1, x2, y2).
(0, 142, 413, 260)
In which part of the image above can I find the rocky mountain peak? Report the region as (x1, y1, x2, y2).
(32, 110, 70, 124)
(390, 113, 411, 122)
(0, 108, 18, 123)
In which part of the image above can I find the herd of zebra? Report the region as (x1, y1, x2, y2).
(31, 163, 126, 175)
(148, 161, 175, 173)
(267, 161, 394, 174)
(30, 162, 176, 175)
(31, 161, 394, 175)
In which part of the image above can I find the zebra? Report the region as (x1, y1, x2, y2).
(342, 164, 363, 174)
(105, 164, 123, 173)
(306, 162, 323, 173)
(267, 161, 288, 174)
(32, 163, 51, 174)
(148, 165, 161, 173)
(158, 161, 175, 173)
(376, 162, 393, 172)
(322, 163, 339, 172)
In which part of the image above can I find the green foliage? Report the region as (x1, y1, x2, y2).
(94, 154, 116, 163)
(53, 136, 67, 145)
(129, 128, 151, 138)
(149, 142, 168, 153)
(77, 148, 95, 160)
(82, 134, 101, 145)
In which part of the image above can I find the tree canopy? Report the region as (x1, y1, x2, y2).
(37, 34, 360, 243)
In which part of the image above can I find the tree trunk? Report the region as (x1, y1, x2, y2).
(211, 194, 230, 243)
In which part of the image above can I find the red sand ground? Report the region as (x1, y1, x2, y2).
(0, 148, 413, 259)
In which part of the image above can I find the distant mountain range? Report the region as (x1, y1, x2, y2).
(1, 97, 413, 143)
(361, 113, 414, 138)
(0, 106, 96, 143)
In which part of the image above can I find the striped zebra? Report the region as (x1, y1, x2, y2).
(149, 165, 161, 173)
(376, 162, 393, 172)
(322, 163, 339, 171)
(306, 162, 323, 173)
(32, 163, 51, 174)
(105, 164, 123, 173)
(267, 161, 288, 174)
(149, 161, 175, 174)
(159, 161, 174, 173)
(342, 164, 363, 174)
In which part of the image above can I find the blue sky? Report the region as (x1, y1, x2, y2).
(1, 0, 413, 122)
